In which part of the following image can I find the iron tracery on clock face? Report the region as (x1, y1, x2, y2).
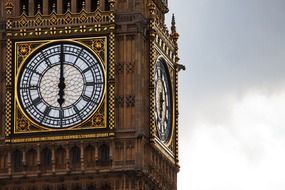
(154, 59, 172, 143)
(17, 41, 105, 129)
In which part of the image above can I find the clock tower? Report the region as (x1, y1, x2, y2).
(0, 0, 183, 189)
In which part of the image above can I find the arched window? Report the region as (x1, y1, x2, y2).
(12, 150, 23, 171)
(84, 144, 95, 167)
(41, 147, 52, 168)
(26, 149, 37, 170)
(70, 146, 81, 164)
(55, 146, 66, 169)
(99, 144, 109, 162)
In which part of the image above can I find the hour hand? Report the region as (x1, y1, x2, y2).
(57, 78, 65, 106)
(57, 44, 65, 106)
(159, 91, 164, 118)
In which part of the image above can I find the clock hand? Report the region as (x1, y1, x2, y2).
(159, 91, 164, 118)
(57, 44, 65, 107)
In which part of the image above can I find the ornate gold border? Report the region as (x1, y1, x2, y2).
(5, 37, 13, 137)
(8, 8, 114, 38)
(108, 0, 116, 130)
(5, 132, 115, 143)
(7, 37, 113, 139)
(14, 37, 108, 133)
(174, 64, 179, 163)
(154, 55, 175, 146)
(108, 31, 115, 129)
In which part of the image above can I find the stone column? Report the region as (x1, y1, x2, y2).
(7, 151, 11, 175)
(85, 0, 91, 12)
(57, 0, 63, 14)
(95, 143, 98, 161)
(28, 0, 35, 16)
(0, 1, 2, 17)
(22, 149, 26, 166)
(80, 141, 84, 170)
(37, 144, 41, 173)
(99, 0, 104, 10)
(43, 0, 49, 15)
(12, 0, 20, 16)
(52, 146, 55, 173)
(110, 142, 113, 161)
(123, 141, 126, 165)
(71, 0, 78, 13)
(22, 149, 26, 175)
(65, 145, 70, 171)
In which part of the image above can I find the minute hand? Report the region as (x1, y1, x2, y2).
(57, 44, 65, 106)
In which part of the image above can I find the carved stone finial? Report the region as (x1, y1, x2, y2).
(37, 4, 41, 14)
(109, 0, 116, 11)
(170, 14, 179, 42)
(52, 3, 56, 13)
(148, 3, 156, 16)
(22, 5, 27, 15)
(67, 2, 71, 11)
(171, 14, 176, 33)
(82, 1, 86, 10)
(5, 1, 14, 16)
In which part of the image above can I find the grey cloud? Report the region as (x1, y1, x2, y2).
(165, 1, 285, 189)
(168, 0, 285, 97)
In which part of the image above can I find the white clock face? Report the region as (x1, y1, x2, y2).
(17, 42, 105, 128)
(154, 59, 172, 143)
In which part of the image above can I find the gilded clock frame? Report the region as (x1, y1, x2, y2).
(4, 1, 116, 143)
(5, 36, 116, 143)
(154, 55, 175, 147)
(150, 51, 177, 161)
(14, 37, 108, 133)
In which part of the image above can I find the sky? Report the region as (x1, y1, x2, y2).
(165, 0, 285, 189)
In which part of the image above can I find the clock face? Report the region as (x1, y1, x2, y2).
(154, 59, 172, 143)
(17, 42, 105, 128)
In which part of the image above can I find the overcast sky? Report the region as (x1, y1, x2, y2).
(166, 0, 285, 189)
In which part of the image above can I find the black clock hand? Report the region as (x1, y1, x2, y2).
(57, 44, 65, 107)
(159, 91, 164, 118)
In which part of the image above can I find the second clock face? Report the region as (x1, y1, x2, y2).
(17, 42, 105, 129)
(154, 59, 172, 143)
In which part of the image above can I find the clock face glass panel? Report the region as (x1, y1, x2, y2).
(17, 42, 105, 129)
(154, 59, 172, 143)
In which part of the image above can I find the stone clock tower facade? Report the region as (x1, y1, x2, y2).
(0, 0, 182, 189)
